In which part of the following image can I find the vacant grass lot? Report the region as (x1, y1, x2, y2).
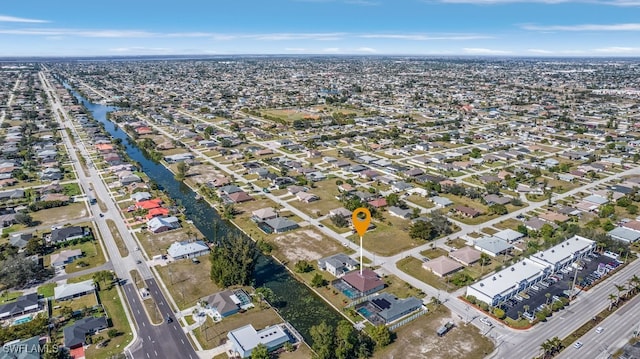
(0, 291, 22, 304)
(53, 293, 98, 316)
(107, 219, 128, 257)
(373, 305, 494, 359)
(156, 256, 221, 310)
(31, 202, 88, 226)
(346, 216, 421, 256)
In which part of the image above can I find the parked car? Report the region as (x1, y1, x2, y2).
(574, 341, 583, 349)
(596, 327, 604, 334)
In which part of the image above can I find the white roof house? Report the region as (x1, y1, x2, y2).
(466, 259, 548, 306)
(227, 324, 290, 358)
(54, 280, 96, 301)
(167, 241, 210, 260)
(530, 235, 595, 272)
(609, 227, 640, 243)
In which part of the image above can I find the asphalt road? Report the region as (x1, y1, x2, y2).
(124, 282, 198, 359)
(39, 69, 198, 359)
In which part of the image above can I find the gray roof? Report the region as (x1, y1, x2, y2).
(167, 240, 209, 258)
(54, 279, 95, 300)
(372, 293, 423, 322)
(50, 226, 85, 243)
(583, 194, 608, 205)
(608, 227, 640, 242)
(474, 237, 513, 254)
(0, 293, 39, 317)
(9, 233, 32, 249)
(264, 217, 298, 231)
(63, 316, 108, 348)
(0, 336, 40, 359)
(431, 196, 453, 206)
(318, 253, 359, 275)
(493, 229, 525, 242)
(204, 290, 239, 316)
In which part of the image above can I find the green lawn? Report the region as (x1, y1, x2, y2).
(52, 240, 106, 274)
(0, 291, 23, 304)
(156, 256, 222, 310)
(38, 283, 56, 298)
(346, 216, 422, 256)
(396, 257, 455, 292)
(84, 285, 134, 359)
(31, 202, 88, 226)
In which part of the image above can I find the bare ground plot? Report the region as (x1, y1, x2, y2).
(346, 216, 422, 256)
(156, 255, 221, 310)
(272, 229, 343, 264)
(183, 163, 224, 187)
(31, 202, 88, 226)
(405, 195, 435, 210)
(287, 194, 344, 220)
(373, 306, 494, 359)
(136, 224, 203, 257)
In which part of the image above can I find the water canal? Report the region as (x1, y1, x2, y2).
(62, 82, 342, 343)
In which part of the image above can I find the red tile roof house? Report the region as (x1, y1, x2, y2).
(338, 269, 385, 297)
(227, 191, 253, 203)
(135, 126, 153, 135)
(367, 198, 387, 209)
(136, 199, 163, 210)
(146, 207, 170, 220)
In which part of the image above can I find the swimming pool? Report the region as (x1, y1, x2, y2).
(13, 316, 32, 325)
(357, 307, 372, 317)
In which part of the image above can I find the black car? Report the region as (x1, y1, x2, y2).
(166, 316, 173, 323)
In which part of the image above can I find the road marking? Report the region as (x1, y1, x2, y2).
(137, 310, 140, 314)
(148, 336, 151, 341)
(146, 353, 150, 358)
(154, 350, 158, 356)
(142, 322, 146, 327)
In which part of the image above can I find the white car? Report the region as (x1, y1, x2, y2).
(574, 341, 583, 349)
(480, 317, 492, 326)
(596, 327, 604, 334)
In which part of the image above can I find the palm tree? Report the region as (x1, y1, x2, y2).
(628, 275, 640, 296)
(615, 284, 626, 302)
(608, 293, 618, 310)
(540, 340, 552, 358)
(523, 305, 530, 315)
(545, 292, 552, 305)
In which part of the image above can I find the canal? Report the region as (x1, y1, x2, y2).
(63, 83, 342, 343)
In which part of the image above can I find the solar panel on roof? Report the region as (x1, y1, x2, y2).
(372, 298, 391, 309)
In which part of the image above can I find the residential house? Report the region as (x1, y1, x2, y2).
(493, 229, 525, 243)
(449, 246, 482, 266)
(329, 207, 351, 218)
(431, 196, 453, 208)
(338, 269, 385, 298)
(388, 206, 412, 219)
(0, 189, 24, 201)
(483, 194, 511, 206)
(227, 192, 253, 204)
(454, 205, 482, 218)
(147, 216, 181, 234)
(167, 241, 210, 260)
(54, 280, 96, 301)
(296, 192, 319, 203)
(203, 290, 240, 318)
(251, 208, 278, 222)
(63, 316, 109, 349)
(356, 293, 423, 325)
(474, 237, 513, 257)
(318, 253, 359, 277)
(130, 191, 152, 202)
(422, 256, 464, 277)
(0, 336, 41, 359)
(262, 218, 298, 233)
(227, 324, 291, 358)
(49, 226, 88, 244)
(50, 249, 84, 269)
(0, 293, 40, 320)
(40, 167, 62, 181)
(9, 233, 32, 250)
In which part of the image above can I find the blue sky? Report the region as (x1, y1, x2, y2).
(1, 0, 639, 56)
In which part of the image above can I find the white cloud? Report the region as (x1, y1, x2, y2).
(594, 46, 640, 53)
(0, 15, 48, 23)
(322, 47, 341, 52)
(522, 23, 640, 31)
(359, 33, 493, 40)
(285, 47, 308, 51)
(463, 48, 512, 54)
(109, 47, 174, 54)
(252, 32, 345, 41)
(527, 48, 553, 54)
(0, 28, 156, 37)
(355, 47, 377, 53)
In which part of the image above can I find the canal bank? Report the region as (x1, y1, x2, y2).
(62, 82, 342, 344)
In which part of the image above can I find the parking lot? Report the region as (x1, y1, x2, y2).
(501, 252, 619, 320)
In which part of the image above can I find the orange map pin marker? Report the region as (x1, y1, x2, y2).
(352, 207, 371, 237)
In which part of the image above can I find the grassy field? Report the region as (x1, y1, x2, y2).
(405, 194, 436, 210)
(52, 293, 98, 316)
(384, 274, 426, 299)
(106, 219, 128, 257)
(373, 305, 494, 359)
(346, 216, 422, 256)
(156, 256, 222, 310)
(31, 202, 88, 226)
(397, 257, 455, 292)
(136, 223, 203, 258)
(53, 240, 106, 274)
(84, 285, 134, 359)
(193, 306, 283, 350)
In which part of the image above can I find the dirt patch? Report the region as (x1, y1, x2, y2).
(185, 163, 224, 185)
(273, 229, 341, 262)
(375, 306, 494, 359)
